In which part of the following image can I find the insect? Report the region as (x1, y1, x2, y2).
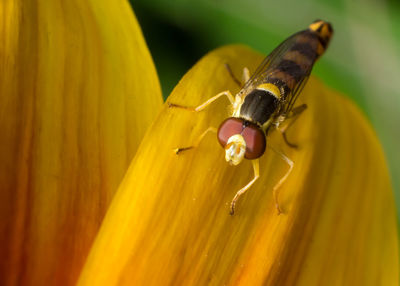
(168, 20, 333, 215)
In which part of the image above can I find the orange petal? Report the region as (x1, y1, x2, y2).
(78, 45, 398, 285)
(0, 1, 162, 285)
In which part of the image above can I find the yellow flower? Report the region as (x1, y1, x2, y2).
(0, 1, 398, 286)
(78, 45, 398, 285)
(0, 1, 161, 285)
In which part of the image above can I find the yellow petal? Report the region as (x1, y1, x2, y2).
(0, 1, 162, 285)
(78, 45, 398, 285)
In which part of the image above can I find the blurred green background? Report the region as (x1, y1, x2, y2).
(130, 0, 400, 221)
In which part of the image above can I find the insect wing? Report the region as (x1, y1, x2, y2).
(239, 30, 314, 115)
(282, 73, 310, 114)
(239, 31, 302, 97)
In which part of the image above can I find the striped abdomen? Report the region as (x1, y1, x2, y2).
(266, 20, 333, 94)
(239, 20, 333, 126)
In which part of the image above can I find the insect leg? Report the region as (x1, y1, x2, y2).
(279, 104, 307, 148)
(174, 127, 217, 154)
(268, 144, 294, 215)
(168, 90, 234, 112)
(230, 159, 260, 215)
(224, 63, 241, 87)
(242, 67, 250, 83)
(224, 63, 250, 87)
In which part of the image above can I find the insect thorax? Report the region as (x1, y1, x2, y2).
(239, 87, 280, 126)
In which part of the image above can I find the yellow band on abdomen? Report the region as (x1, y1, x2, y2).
(256, 83, 281, 99)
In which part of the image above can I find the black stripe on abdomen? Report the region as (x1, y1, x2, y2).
(290, 42, 318, 62)
(275, 59, 305, 81)
(317, 35, 329, 49)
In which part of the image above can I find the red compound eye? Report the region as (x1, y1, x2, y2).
(242, 123, 266, 159)
(217, 118, 243, 148)
(217, 117, 266, 159)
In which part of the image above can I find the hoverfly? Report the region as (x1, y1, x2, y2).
(169, 20, 333, 215)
